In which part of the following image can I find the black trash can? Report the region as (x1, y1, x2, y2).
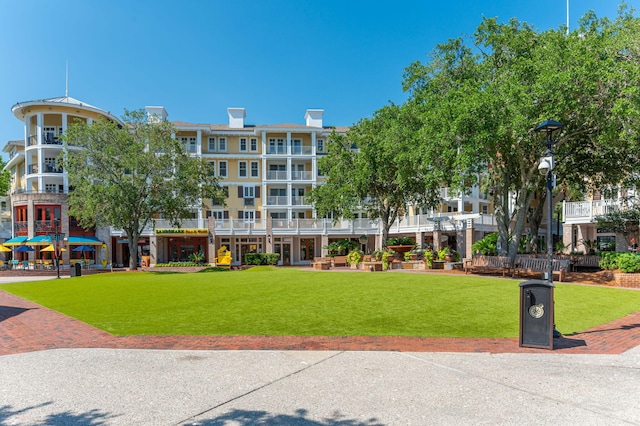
(70, 262, 82, 277)
(519, 280, 554, 349)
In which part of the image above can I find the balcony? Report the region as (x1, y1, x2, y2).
(266, 171, 288, 181)
(291, 196, 309, 206)
(27, 164, 39, 174)
(291, 171, 313, 181)
(291, 146, 312, 155)
(267, 147, 286, 155)
(267, 196, 289, 206)
(563, 199, 636, 224)
(42, 164, 63, 173)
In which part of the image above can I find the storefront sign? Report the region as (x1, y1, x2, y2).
(155, 229, 208, 235)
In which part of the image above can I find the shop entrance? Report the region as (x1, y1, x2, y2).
(275, 243, 291, 265)
(300, 238, 314, 262)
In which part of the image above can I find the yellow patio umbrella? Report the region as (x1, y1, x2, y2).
(0, 245, 12, 252)
(40, 244, 66, 252)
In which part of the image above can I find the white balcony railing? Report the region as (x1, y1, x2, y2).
(291, 196, 309, 206)
(563, 199, 637, 223)
(267, 196, 289, 206)
(291, 171, 313, 181)
(291, 146, 313, 155)
(266, 171, 288, 180)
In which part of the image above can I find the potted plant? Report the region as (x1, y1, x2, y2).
(385, 237, 415, 255)
(424, 250, 434, 268)
(346, 249, 363, 269)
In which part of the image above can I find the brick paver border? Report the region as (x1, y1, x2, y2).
(1, 290, 639, 356)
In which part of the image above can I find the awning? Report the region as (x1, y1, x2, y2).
(68, 236, 103, 245)
(26, 236, 53, 245)
(3, 236, 28, 246)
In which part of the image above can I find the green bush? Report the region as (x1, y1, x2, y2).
(155, 262, 204, 267)
(245, 253, 280, 265)
(386, 237, 415, 246)
(616, 253, 640, 273)
(599, 252, 621, 270)
(472, 233, 498, 256)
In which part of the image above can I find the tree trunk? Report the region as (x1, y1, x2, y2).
(126, 229, 140, 271)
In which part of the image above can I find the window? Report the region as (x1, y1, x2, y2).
(209, 210, 224, 220)
(250, 138, 258, 152)
(243, 186, 255, 198)
(317, 139, 324, 153)
(292, 139, 302, 154)
(218, 137, 226, 152)
(268, 138, 285, 154)
(250, 161, 259, 178)
(481, 205, 489, 214)
(239, 138, 247, 152)
(179, 136, 197, 153)
(218, 161, 228, 177)
(239, 161, 247, 178)
(241, 210, 255, 223)
(207, 161, 215, 176)
(208, 137, 216, 152)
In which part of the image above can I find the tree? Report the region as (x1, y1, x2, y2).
(309, 103, 441, 246)
(61, 109, 226, 269)
(403, 9, 640, 259)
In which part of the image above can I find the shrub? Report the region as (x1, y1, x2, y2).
(616, 253, 640, 273)
(386, 237, 415, 246)
(245, 253, 281, 265)
(599, 252, 621, 270)
(472, 233, 498, 256)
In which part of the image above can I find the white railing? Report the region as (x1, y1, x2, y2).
(266, 171, 288, 180)
(117, 213, 499, 237)
(267, 196, 289, 206)
(291, 171, 313, 181)
(291, 146, 313, 155)
(291, 196, 309, 205)
(563, 199, 634, 223)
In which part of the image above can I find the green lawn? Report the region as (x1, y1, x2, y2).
(3, 267, 639, 338)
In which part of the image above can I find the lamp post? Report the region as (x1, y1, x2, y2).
(50, 218, 65, 279)
(535, 119, 564, 338)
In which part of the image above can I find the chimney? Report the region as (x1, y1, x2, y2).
(304, 109, 324, 127)
(227, 107, 246, 129)
(145, 106, 168, 123)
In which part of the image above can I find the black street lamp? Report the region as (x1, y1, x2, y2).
(50, 218, 65, 279)
(534, 119, 564, 338)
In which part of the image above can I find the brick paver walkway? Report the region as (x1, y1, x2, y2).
(2, 290, 639, 356)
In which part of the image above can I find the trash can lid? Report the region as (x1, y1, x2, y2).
(519, 279, 555, 288)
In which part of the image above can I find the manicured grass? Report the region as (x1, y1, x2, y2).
(3, 267, 639, 338)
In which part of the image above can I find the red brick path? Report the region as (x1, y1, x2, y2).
(1, 290, 639, 356)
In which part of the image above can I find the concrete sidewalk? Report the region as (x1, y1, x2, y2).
(1, 347, 639, 425)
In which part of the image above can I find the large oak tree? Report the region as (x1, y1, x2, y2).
(403, 8, 640, 258)
(61, 109, 226, 269)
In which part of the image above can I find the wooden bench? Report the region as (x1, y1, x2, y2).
(464, 256, 513, 277)
(331, 255, 347, 267)
(514, 257, 570, 282)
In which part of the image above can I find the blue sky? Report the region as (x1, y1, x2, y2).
(1, 1, 637, 147)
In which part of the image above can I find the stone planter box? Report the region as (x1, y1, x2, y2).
(313, 262, 331, 270)
(363, 261, 383, 272)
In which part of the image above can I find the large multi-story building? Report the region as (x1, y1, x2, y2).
(2, 95, 518, 267)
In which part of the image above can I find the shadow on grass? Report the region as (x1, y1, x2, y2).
(182, 408, 383, 425)
(0, 305, 31, 322)
(0, 403, 118, 425)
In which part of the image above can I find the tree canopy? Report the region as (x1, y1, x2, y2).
(61, 109, 226, 269)
(309, 103, 441, 245)
(402, 7, 640, 257)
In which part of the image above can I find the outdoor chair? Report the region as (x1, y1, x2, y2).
(22, 260, 29, 270)
(11, 259, 19, 269)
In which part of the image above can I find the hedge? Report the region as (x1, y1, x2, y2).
(245, 253, 280, 265)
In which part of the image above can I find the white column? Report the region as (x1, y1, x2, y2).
(196, 130, 202, 156)
(286, 132, 291, 155)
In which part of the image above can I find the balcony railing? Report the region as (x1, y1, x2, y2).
(291, 196, 309, 206)
(266, 171, 288, 180)
(563, 199, 637, 223)
(291, 146, 313, 155)
(27, 164, 38, 174)
(267, 196, 289, 206)
(267, 147, 286, 155)
(291, 171, 313, 181)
